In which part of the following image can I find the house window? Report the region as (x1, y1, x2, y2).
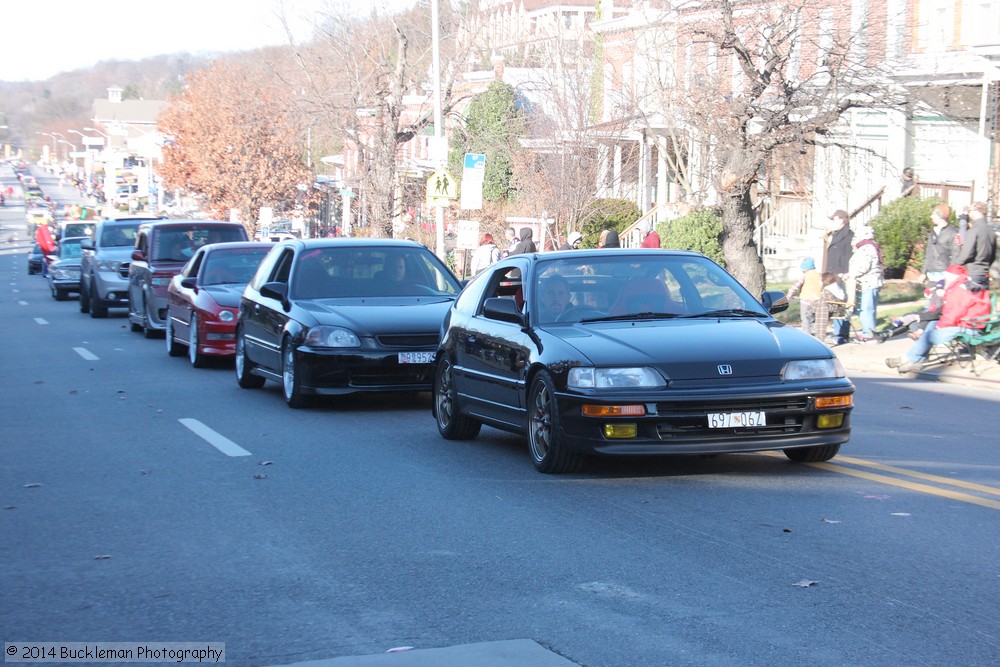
(917, 0, 954, 52)
(963, 0, 1000, 46)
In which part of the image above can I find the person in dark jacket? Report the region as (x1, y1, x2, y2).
(824, 209, 853, 276)
(955, 202, 996, 286)
(602, 230, 621, 248)
(510, 227, 537, 255)
(921, 203, 958, 283)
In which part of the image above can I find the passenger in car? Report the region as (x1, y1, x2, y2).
(538, 274, 573, 321)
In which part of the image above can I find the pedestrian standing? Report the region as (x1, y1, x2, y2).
(640, 220, 660, 248)
(601, 230, 621, 248)
(954, 202, 996, 287)
(845, 225, 884, 343)
(786, 257, 822, 336)
(510, 227, 537, 255)
(558, 231, 583, 250)
(920, 203, 958, 284)
(469, 233, 500, 276)
(502, 227, 518, 258)
(824, 209, 853, 276)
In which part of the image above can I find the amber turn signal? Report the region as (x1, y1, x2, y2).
(582, 404, 646, 417)
(815, 395, 853, 409)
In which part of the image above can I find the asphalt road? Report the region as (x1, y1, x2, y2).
(1, 168, 998, 666)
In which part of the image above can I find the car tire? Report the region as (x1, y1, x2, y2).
(527, 370, 584, 474)
(166, 315, 184, 357)
(434, 357, 481, 440)
(527, 371, 584, 473)
(784, 443, 841, 463)
(282, 338, 311, 409)
(54, 289, 68, 301)
(79, 279, 90, 313)
(90, 282, 107, 318)
(235, 326, 265, 389)
(188, 314, 207, 368)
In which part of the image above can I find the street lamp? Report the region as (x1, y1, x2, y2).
(84, 127, 111, 139)
(36, 131, 57, 161)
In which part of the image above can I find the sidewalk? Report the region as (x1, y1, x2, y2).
(265, 639, 580, 667)
(831, 334, 1000, 389)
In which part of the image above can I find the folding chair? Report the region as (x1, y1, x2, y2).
(946, 295, 1000, 376)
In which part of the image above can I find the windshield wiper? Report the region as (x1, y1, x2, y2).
(579, 312, 683, 323)
(685, 309, 765, 318)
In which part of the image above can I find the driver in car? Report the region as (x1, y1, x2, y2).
(539, 274, 573, 322)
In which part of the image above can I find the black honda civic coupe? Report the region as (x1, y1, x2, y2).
(236, 238, 462, 408)
(432, 249, 854, 473)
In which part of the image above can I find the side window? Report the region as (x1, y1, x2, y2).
(480, 262, 527, 313)
(184, 250, 205, 278)
(271, 249, 294, 283)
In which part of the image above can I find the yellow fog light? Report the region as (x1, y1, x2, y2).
(816, 413, 845, 429)
(603, 423, 638, 439)
(583, 404, 646, 417)
(815, 395, 853, 409)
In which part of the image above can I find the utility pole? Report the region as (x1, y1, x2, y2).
(432, 0, 445, 260)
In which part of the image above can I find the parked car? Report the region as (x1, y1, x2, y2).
(432, 249, 856, 473)
(46, 236, 87, 300)
(27, 243, 44, 275)
(127, 220, 249, 338)
(79, 216, 159, 317)
(166, 242, 275, 367)
(234, 238, 462, 407)
(58, 220, 95, 241)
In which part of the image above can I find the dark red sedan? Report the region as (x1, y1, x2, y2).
(166, 242, 275, 367)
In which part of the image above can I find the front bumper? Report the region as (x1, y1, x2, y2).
(553, 383, 854, 456)
(92, 271, 129, 307)
(295, 347, 435, 395)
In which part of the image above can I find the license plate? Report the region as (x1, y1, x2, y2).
(398, 351, 435, 364)
(708, 411, 766, 428)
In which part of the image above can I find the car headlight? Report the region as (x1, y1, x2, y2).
(218, 310, 235, 323)
(568, 367, 666, 389)
(302, 325, 361, 348)
(782, 358, 845, 380)
(52, 268, 70, 279)
(96, 260, 122, 272)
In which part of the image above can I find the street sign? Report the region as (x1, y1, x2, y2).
(461, 153, 486, 210)
(426, 167, 458, 204)
(455, 220, 480, 250)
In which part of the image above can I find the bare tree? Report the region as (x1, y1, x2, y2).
(636, 0, 898, 294)
(280, 1, 479, 238)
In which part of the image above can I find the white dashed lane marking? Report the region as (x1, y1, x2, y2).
(179, 418, 252, 457)
(18, 300, 27, 306)
(73, 347, 99, 361)
(34, 318, 49, 325)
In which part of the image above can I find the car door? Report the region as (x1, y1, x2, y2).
(127, 228, 150, 319)
(242, 247, 294, 374)
(171, 249, 205, 342)
(455, 259, 533, 426)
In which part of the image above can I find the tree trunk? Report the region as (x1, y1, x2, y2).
(719, 188, 766, 297)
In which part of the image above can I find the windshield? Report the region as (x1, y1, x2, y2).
(291, 246, 461, 299)
(201, 247, 273, 285)
(100, 224, 139, 248)
(533, 255, 767, 324)
(154, 227, 246, 262)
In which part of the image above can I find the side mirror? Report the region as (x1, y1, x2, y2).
(131, 249, 145, 262)
(260, 281, 289, 302)
(483, 297, 526, 325)
(761, 290, 789, 315)
(180, 277, 197, 290)
(80, 238, 94, 250)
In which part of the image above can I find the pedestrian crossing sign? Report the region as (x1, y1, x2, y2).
(427, 167, 458, 203)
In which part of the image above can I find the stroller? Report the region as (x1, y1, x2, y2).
(874, 280, 945, 342)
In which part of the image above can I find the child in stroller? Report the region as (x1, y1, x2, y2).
(875, 280, 945, 342)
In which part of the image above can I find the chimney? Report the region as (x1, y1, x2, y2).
(108, 86, 123, 103)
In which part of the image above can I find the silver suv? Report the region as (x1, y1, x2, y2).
(79, 216, 163, 317)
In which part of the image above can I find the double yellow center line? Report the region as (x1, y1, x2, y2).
(764, 453, 1000, 510)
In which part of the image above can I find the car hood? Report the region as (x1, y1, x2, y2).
(201, 284, 246, 308)
(299, 297, 455, 334)
(50, 258, 82, 269)
(96, 247, 134, 261)
(550, 319, 833, 381)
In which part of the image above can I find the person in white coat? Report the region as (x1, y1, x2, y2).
(470, 233, 501, 276)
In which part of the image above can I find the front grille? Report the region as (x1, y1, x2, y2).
(654, 396, 810, 439)
(117, 262, 130, 279)
(376, 333, 438, 348)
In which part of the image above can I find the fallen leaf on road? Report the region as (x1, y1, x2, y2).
(23, 483, 42, 489)
(4, 506, 16, 510)
(69, 389, 77, 395)
(94, 555, 111, 560)
(259, 461, 273, 466)
(385, 647, 414, 653)
(791, 579, 819, 588)
(821, 518, 842, 524)
(899, 406, 912, 410)
(782, 528, 792, 533)
(253, 473, 268, 480)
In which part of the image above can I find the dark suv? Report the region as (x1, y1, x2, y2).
(127, 220, 248, 337)
(79, 216, 161, 317)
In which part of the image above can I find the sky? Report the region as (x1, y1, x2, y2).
(0, 0, 420, 83)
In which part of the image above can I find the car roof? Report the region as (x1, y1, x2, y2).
(279, 237, 428, 250)
(509, 248, 707, 261)
(137, 219, 238, 230)
(201, 241, 275, 253)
